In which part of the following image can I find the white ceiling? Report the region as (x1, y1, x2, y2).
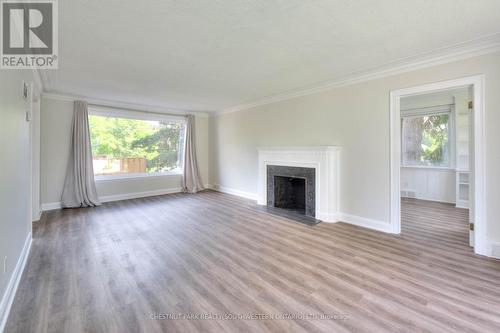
(46, 0, 500, 112)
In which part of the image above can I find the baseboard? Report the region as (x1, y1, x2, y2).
(32, 210, 42, 222)
(0, 232, 32, 333)
(401, 195, 456, 205)
(488, 241, 500, 259)
(40, 201, 62, 211)
(99, 187, 183, 203)
(41, 187, 184, 211)
(211, 184, 258, 201)
(455, 203, 469, 209)
(338, 213, 395, 233)
(316, 212, 340, 223)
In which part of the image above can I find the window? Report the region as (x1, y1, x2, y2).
(88, 110, 185, 178)
(401, 111, 451, 167)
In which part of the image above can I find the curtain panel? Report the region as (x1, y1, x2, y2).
(61, 101, 101, 208)
(182, 115, 204, 193)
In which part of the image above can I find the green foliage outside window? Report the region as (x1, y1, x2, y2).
(89, 115, 184, 174)
(402, 114, 449, 167)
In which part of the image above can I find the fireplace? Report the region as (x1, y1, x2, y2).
(266, 165, 315, 217)
(258, 147, 340, 222)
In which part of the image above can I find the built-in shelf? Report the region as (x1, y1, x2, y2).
(455, 94, 471, 209)
(458, 173, 469, 183)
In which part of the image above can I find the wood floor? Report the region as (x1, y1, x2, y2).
(5, 191, 500, 333)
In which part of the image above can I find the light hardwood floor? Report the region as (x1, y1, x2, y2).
(5, 191, 500, 332)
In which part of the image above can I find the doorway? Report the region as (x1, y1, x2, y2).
(389, 75, 486, 255)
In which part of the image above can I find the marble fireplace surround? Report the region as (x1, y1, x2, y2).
(257, 147, 340, 222)
(267, 165, 316, 217)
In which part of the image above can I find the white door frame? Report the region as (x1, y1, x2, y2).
(389, 75, 487, 255)
(30, 89, 41, 222)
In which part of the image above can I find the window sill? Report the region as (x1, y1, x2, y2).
(401, 165, 453, 171)
(95, 171, 182, 182)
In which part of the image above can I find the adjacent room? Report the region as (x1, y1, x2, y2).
(1, 1, 500, 332)
(400, 87, 473, 248)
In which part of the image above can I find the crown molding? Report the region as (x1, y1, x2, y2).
(42, 92, 212, 118)
(216, 33, 500, 116)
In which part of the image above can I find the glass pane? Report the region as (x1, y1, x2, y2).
(401, 114, 449, 167)
(89, 115, 185, 176)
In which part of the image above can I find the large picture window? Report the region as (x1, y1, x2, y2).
(401, 112, 451, 167)
(88, 110, 185, 178)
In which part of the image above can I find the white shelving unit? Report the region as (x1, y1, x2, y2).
(454, 93, 471, 209)
(456, 171, 470, 208)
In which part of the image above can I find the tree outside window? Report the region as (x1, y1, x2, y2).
(89, 115, 185, 176)
(401, 113, 450, 167)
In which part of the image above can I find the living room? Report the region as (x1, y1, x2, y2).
(1, 1, 500, 332)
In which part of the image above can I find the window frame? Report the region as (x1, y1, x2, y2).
(400, 105, 455, 169)
(88, 106, 187, 181)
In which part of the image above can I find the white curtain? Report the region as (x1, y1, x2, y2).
(61, 101, 101, 208)
(182, 115, 204, 193)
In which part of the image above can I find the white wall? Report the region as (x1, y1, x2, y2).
(0, 71, 37, 329)
(209, 52, 500, 243)
(401, 167, 456, 203)
(40, 97, 210, 207)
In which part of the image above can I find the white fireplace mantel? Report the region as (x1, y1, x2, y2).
(257, 146, 340, 222)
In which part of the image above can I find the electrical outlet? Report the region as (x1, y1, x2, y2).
(3, 256, 7, 274)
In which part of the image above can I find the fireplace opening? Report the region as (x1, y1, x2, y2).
(273, 176, 306, 214)
(266, 165, 315, 219)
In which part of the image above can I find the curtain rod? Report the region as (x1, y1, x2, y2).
(401, 103, 453, 112)
(43, 93, 209, 117)
(87, 102, 189, 118)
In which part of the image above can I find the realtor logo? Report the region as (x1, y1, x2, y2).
(1, 0, 58, 69)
